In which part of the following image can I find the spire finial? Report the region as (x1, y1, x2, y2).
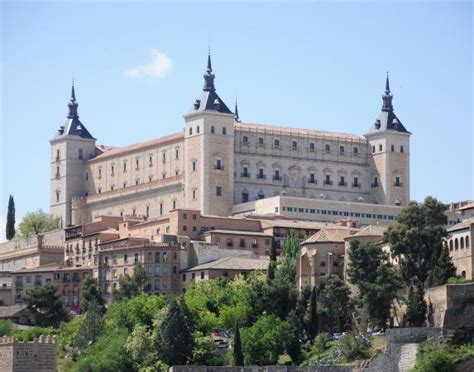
(385, 71, 390, 94)
(381, 72, 393, 112)
(203, 49, 215, 92)
(234, 97, 240, 122)
(71, 78, 76, 102)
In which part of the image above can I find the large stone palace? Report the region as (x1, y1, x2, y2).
(50, 53, 410, 227)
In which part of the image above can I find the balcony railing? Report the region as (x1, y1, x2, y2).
(394, 182, 403, 187)
(273, 175, 282, 181)
(352, 183, 361, 188)
(257, 174, 266, 179)
(308, 179, 317, 184)
(371, 182, 378, 188)
(338, 181, 348, 187)
(323, 180, 333, 186)
(240, 173, 250, 178)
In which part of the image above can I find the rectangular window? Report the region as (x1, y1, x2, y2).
(123, 162, 127, 172)
(155, 252, 160, 263)
(216, 186, 222, 196)
(78, 149, 83, 160)
(309, 173, 316, 183)
(162, 152, 166, 163)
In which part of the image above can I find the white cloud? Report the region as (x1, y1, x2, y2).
(125, 49, 173, 79)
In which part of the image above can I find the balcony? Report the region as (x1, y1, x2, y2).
(240, 172, 250, 178)
(257, 174, 266, 180)
(273, 175, 282, 181)
(352, 183, 361, 188)
(394, 182, 403, 187)
(251, 244, 259, 249)
(308, 179, 317, 184)
(338, 181, 348, 187)
(214, 165, 224, 170)
(371, 182, 379, 188)
(323, 180, 333, 186)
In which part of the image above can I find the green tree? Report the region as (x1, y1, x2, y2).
(320, 274, 353, 332)
(385, 197, 448, 325)
(75, 299, 104, 349)
(192, 332, 223, 366)
(307, 286, 319, 339)
(267, 237, 278, 280)
(18, 210, 60, 237)
(233, 323, 244, 366)
(114, 262, 150, 299)
(406, 284, 427, 327)
(23, 283, 68, 327)
(154, 298, 196, 365)
(80, 277, 105, 314)
(125, 324, 156, 370)
(348, 241, 400, 330)
(241, 314, 288, 365)
(285, 309, 302, 364)
(431, 245, 457, 287)
(6, 195, 15, 241)
(276, 229, 300, 284)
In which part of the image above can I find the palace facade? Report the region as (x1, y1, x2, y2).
(50, 53, 410, 226)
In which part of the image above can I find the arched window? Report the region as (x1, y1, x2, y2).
(466, 236, 470, 247)
(339, 145, 345, 154)
(292, 141, 297, 150)
(258, 137, 264, 145)
(242, 135, 248, 143)
(309, 143, 315, 152)
(222, 127, 227, 135)
(189, 128, 193, 135)
(460, 237, 464, 249)
(353, 147, 358, 156)
(461, 271, 466, 278)
(449, 240, 453, 251)
(274, 139, 280, 147)
(455, 238, 459, 250)
(379, 144, 383, 152)
(242, 192, 249, 203)
(391, 144, 395, 152)
(211, 126, 215, 134)
(325, 144, 330, 153)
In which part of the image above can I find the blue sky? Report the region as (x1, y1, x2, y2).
(1, 1, 472, 233)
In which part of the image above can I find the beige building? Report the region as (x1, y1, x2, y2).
(445, 218, 473, 280)
(50, 53, 410, 228)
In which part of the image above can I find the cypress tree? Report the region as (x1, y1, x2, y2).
(431, 246, 457, 286)
(6, 195, 15, 241)
(308, 286, 319, 339)
(267, 237, 278, 280)
(233, 322, 244, 366)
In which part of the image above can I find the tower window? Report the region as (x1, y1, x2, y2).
(379, 144, 383, 152)
(292, 141, 297, 150)
(192, 161, 197, 171)
(56, 190, 60, 202)
(56, 166, 60, 179)
(258, 168, 265, 179)
(175, 149, 179, 160)
(325, 144, 330, 153)
(192, 189, 196, 200)
(173, 200, 176, 209)
(242, 135, 248, 143)
(372, 145, 375, 153)
(353, 147, 358, 156)
(339, 146, 345, 155)
(258, 137, 264, 146)
(215, 159, 222, 170)
(222, 127, 227, 135)
(149, 156, 153, 167)
(85, 172, 88, 181)
(309, 173, 316, 184)
(56, 149, 60, 161)
(395, 176, 401, 187)
(189, 128, 193, 135)
(162, 152, 166, 164)
(241, 166, 249, 177)
(136, 159, 139, 170)
(339, 176, 347, 186)
(310, 143, 315, 152)
(273, 169, 281, 181)
(324, 175, 332, 185)
(372, 176, 378, 187)
(216, 186, 222, 196)
(400, 145, 404, 153)
(353, 177, 360, 187)
(111, 165, 115, 176)
(274, 139, 280, 147)
(197, 125, 200, 134)
(159, 202, 163, 216)
(146, 206, 150, 217)
(123, 162, 127, 172)
(78, 149, 83, 160)
(211, 126, 215, 134)
(391, 144, 395, 152)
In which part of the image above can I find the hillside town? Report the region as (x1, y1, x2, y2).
(1, 3, 473, 371)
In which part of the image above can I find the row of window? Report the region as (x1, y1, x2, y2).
(241, 137, 361, 155)
(189, 125, 227, 136)
(372, 144, 405, 153)
(446, 235, 470, 251)
(281, 206, 397, 220)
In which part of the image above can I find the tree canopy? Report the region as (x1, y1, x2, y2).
(19, 210, 60, 237)
(23, 283, 69, 328)
(6, 195, 15, 241)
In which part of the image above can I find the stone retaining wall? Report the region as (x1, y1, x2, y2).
(170, 366, 352, 372)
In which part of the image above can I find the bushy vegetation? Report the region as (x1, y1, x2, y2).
(412, 340, 474, 372)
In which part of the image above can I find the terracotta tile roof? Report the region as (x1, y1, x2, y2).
(91, 132, 184, 161)
(459, 202, 474, 211)
(448, 218, 474, 232)
(235, 122, 366, 142)
(202, 229, 272, 237)
(303, 227, 358, 244)
(351, 225, 388, 238)
(187, 257, 269, 272)
(0, 305, 28, 318)
(260, 219, 338, 230)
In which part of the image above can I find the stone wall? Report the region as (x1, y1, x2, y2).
(0, 335, 56, 372)
(170, 366, 351, 372)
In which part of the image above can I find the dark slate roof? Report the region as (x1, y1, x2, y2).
(367, 75, 410, 134)
(55, 83, 95, 140)
(188, 52, 233, 115)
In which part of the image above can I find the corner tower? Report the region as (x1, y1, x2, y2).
(50, 82, 96, 226)
(366, 74, 411, 206)
(183, 52, 235, 216)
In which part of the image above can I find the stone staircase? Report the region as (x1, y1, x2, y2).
(397, 343, 419, 372)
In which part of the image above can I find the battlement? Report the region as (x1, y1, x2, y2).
(0, 335, 57, 372)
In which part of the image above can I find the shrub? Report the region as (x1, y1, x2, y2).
(0, 320, 13, 336)
(313, 332, 331, 354)
(338, 333, 371, 362)
(12, 326, 56, 341)
(412, 349, 455, 372)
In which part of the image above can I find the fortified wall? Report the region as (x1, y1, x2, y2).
(0, 335, 57, 372)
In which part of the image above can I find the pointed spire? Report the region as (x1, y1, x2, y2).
(234, 98, 240, 122)
(67, 80, 79, 119)
(385, 72, 390, 94)
(381, 72, 393, 112)
(203, 49, 216, 92)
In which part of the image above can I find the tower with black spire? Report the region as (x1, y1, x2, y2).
(183, 51, 235, 216)
(366, 74, 411, 206)
(50, 81, 97, 226)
